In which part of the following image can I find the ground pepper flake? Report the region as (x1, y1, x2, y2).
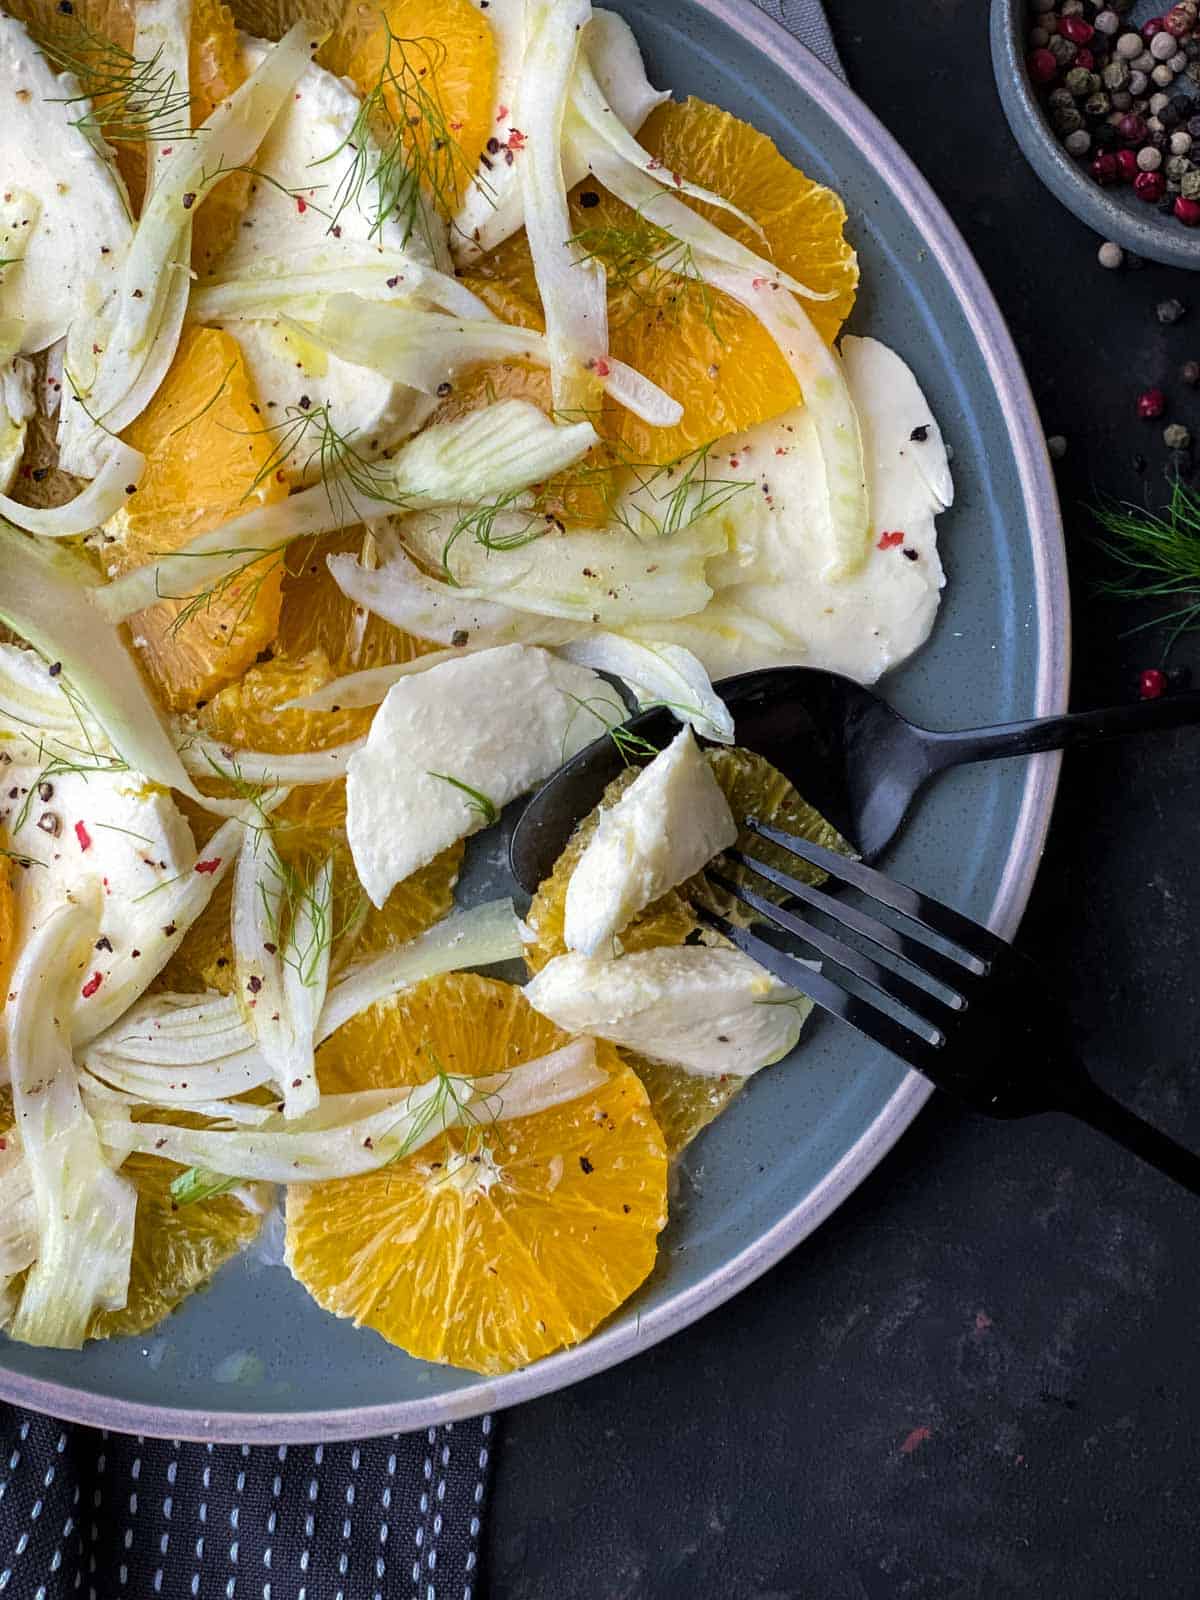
(579, 1155, 594, 1174)
(194, 857, 222, 874)
(74, 820, 92, 851)
(80, 971, 103, 999)
(507, 127, 527, 150)
(877, 530, 905, 550)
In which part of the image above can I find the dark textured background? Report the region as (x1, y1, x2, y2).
(487, 3, 1200, 1595)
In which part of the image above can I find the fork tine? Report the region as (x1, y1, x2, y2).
(724, 849, 973, 993)
(697, 907, 947, 1076)
(706, 869, 964, 1027)
(745, 820, 1006, 970)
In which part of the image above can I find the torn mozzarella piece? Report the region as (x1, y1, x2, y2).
(345, 643, 622, 906)
(524, 946, 809, 1077)
(209, 40, 434, 481)
(563, 728, 736, 956)
(628, 335, 953, 684)
(0, 20, 132, 354)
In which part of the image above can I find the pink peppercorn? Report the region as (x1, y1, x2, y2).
(1175, 195, 1200, 225)
(1134, 168, 1167, 201)
(1140, 668, 1168, 700)
(1091, 151, 1120, 183)
(1117, 148, 1141, 181)
(1027, 47, 1058, 83)
(1075, 47, 1095, 68)
(1167, 4, 1195, 36)
(1059, 14, 1094, 42)
(1138, 388, 1167, 419)
(1143, 16, 1167, 38)
(1118, 112, 1148, 144)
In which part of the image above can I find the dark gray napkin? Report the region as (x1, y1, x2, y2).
(0, 2, 842, 1594)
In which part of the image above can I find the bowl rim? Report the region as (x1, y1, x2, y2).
(0, 0, 1071, 1442)
(991, 0, 1200, 269)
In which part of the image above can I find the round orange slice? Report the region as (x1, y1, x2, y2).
(105, 324, 288, 714)
(285, 972, 668, 1374)
(0, 842, 13, 1019)
(323, 0, 497, 215)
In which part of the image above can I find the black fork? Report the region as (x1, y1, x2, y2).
(701, 821, 1200, 1197)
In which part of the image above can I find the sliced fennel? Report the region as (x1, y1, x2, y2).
(303, 295, 681, 427)
(177, 732, 365, 786)
(0, 436, 146, 538)
(99, 1041, 604, 1183)
(93, 402, 598, 624)
(58, 24, 319, 471)
(282, 654, 476, 712)
(0, 523, 210, 803)
(401, 513, 726, 625)
(519, 0, 609, 412)
(188, 250, 491, 325)
(6, 894, 138, 1349)
(328, 540, 583, 648)
(557, 634, 735, 742)
(282, 854, 335, 1109)
(233, 819, 310, 1117)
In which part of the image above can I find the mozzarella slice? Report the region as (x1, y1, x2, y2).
(626, 336, 953, 685)
(562, 727, 736, 956)
(524, 946, 809, 1077)
(0, 763, 196, 1000)
(207, 40, 436, 482)
(452, 4, 669, 264)
(0, 18, 132, 354)
(345, 643, 621, 907)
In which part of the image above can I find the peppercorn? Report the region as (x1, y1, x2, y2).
(1128, 68, 1150, 95)
(1138, 388, 1167, 418)
(1177, 194, 1200, 221)
(1046, 434, 1068, 459)
(1094, 120, 1119, 147)
(1095, 9, 1121, 34)
(1049, 33, 1078, 64)
(1055, 105, 1086, 133)
(1098, 239, 1125, 268)
(1166, 422, 1192, 450)
(1152, 62, 1176, 87)
(1134, 168, 1167, 200)
(1157, 296, 1188, 323)
(1092, 150, 1121, 182)
(1065, 67, 1096, 98)
(1116, 31, 1143, 58)
(1140, 668, 1168, 700)
(1167, 153, 1195, 179)
(1139, 145, 1164, 169)
(1183, 167, 1200, 197)
(1065, 127, 1092, 155)
(1161, 98, 1184, 127)
(1171, 129, 1193, 153)
(1085, 90, 1113, 117)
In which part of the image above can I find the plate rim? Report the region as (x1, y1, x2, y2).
(0, 0, 1070, 1442)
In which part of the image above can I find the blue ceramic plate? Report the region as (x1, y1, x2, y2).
(0, 0, 1068, 1441)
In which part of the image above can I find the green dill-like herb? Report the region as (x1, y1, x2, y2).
(314, 21, 490, 255)
(170, 1166, 236, 1207)
(168, 357, 237, 439)
(560, 691, 656, 768)
(1093, 478, 1200, 643)
(91, 821, 156, 845)
(569, 213, 719, 337)
(611, 441, 751, 541)
(37, 20, 195, 147)
(438, 489, 553, 583)
(427, 771, 499, 825)
(0, 844, 46, 870)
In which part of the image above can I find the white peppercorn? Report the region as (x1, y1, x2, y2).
(1066, 128, 1092, 155)
(1061, 0, 1084, 14)
(1133, 50, 1156, 72)
(1151, 31, 1177, 61)
(1139, 145, 1163, 170)
(1151, 92, 1171, 115)
(1128, 69, 1149, 95)
(1147, 115, 1166, 133)
(1116, 31, 1143, 58)
(1098, 240, 1124, 268)
(1164, 423, 1191, 451)
(1171, 52, 1188, 74)
(1172, 130, 1194, 154)
(1095, 8, 1120, 33)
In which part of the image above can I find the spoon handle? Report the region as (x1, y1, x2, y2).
(919, 690, 1200, 773)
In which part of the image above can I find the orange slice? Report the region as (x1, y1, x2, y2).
(0, 843, 13, 1017)
(161, 651, 462, 993)
(285, 972, 668, 1374)
(104, 325, 288, 714)
(187, 0, 253, 277)
(471, 97, 857, 465)
(525, 746, 847, 1154)
(323, 0, 497, 214)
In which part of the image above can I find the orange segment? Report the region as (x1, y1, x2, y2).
(323, 0, 497, 214)
(187, 0, 253, 276)
(0, 842, 13, 1018)
(285, 973, 668, 1373)
(471, 97, 857, 465)
(161, 651, 462, 994)
(525, 746, 848, 1155)
(104, 325, 288, 713)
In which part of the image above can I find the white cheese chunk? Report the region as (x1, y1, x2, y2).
(563, 727, 736, 956)
(346, 643, 620, 907)
(0, 763, 196, 1007)
(524, 946, 809, 1078)
(0, 19, 132, 354)
(207, 40, 434, 481)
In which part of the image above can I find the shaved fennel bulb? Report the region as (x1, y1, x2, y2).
(99, 1041, 604, 1183)
(6, 895, 137, 1348)
(93, 402, 598, 624)
(0, 436, 146, 537)
(558, 634, 735, 742)
(188, 249, 490, 325)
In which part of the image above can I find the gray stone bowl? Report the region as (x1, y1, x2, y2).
(992, 0, 1200, 268)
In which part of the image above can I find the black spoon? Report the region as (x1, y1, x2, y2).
(509, 665, 1200, 891)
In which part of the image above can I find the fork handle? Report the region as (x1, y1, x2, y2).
(919, 690, 1200, 774)
(1058, 1079, 1200, 1197)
